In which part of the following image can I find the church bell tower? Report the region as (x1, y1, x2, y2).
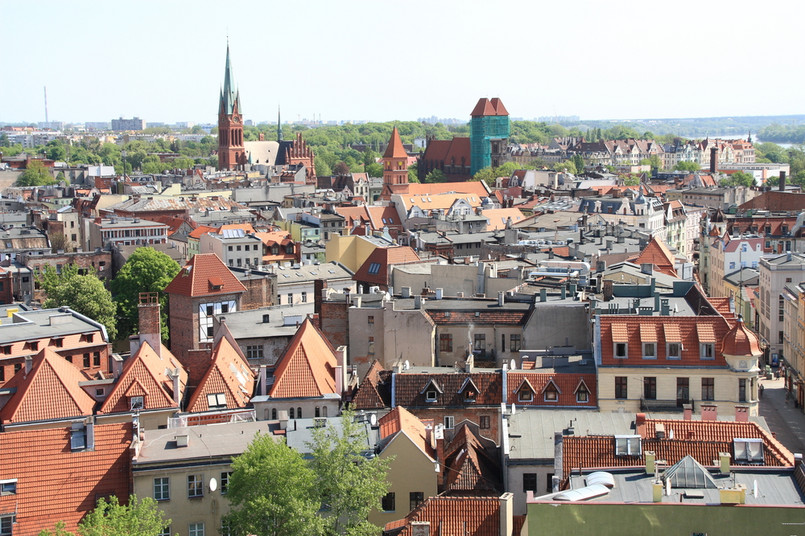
(217, 42, 245, 171)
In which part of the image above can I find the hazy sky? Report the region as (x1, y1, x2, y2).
(2, 0, 803, 125)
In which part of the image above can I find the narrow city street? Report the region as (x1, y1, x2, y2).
(758, 376, 805, 456)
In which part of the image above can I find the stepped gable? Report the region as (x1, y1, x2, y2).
(352, 360, 392, 409)
(0, 348, 94, 424)
(98, 342, 186, 414)
(378, 406, 436, 460)
(185, 336, 255, 413)
(383, 127, 408, 159)
(268, 317, 337, 399)
(164, 253, 247, 298)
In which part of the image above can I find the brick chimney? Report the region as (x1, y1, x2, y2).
(779, 171, 786, 192)
(133, 292, 162, 357)
(735, 405, 749, 422)
(710, 147, 718, 173)
(701, 403, 717, 421)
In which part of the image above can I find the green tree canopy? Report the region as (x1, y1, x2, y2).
(571, 154, 585, 174)
(424, 169, 446, 183)
(720, 171, 756, 187)
(224, 433, 323, 536)
(110, 248, 181, 341)
(17, 161, 55, 186)
(309, 410, 392, 536)
(553, 160, 578, 175)
(365, 162, 383, 177)
(39, 265, 117, 339)
(639, 155, 663, 173)
(674, 160, 701, 172)
(79, 495, 168, 536)
(407, 162, 420, 183)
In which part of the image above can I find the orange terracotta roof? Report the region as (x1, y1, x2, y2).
(269, 318, 338, 399)
(628, 235, 677, 277)
(164, 253, 247, 298)
(354, 246, 421, 286)
(0, 349, 95, 424)
(393, 372, 502, 407)
(0, 423, 131, 535)
(506, 372, 596, 407)
(352, 360, 392, 409)
(383, 127, 408, 159)
(378, 406, 436, 460)
(599, 315, 732, 366)
(98, 342, 186, 414)
(388, 495, 502, 536)
(470, 97, 509, 117)
(481, 208, 526, 231)
(722, 317, 762, 356)
(188, 225, 217, 239)
(185, 336, 255, 412)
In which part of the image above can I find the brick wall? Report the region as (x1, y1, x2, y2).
(320, 300, 348, 348)
(407, 406, 501, 444)
(240, 274, 276, 310)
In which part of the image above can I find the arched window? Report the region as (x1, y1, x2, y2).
(297, 407, 303, 419)
(322, 406, 328, 417)
(315, 407, 321, 418)
(271, 408, 277, 420)
(289, 407, 295, 419)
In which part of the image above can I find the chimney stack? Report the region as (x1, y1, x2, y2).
(779, 171, 786, 192)
(135, 292, 162, 357)
(710, 147, 718, 173)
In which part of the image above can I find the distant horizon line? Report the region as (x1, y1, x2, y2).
(3, 112, 805, 128)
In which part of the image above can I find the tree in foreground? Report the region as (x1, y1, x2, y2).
(110, 248, 180, 341)
(38, 495, 169, 536)
(309, 409, 391, 536)
(224, 432, 323, 536)
(39, 264, 117, 340)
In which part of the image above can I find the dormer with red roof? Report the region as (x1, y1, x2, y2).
(164, 253, 247, 363)
(97, 341, 187, 429)
(252, 317, 342, 421)
(0, 348, 95, 426)
(185, 335, 255, 413)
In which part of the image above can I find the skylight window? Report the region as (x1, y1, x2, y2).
(368, 262, 381, 275)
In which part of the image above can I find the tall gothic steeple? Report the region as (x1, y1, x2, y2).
(217, 42, 245, 171)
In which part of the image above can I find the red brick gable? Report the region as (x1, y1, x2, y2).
(0, 349, 95, 424)
(628, 235, 677, 277)
(164, 253, 247, 298)
(352, 360, 392, 409)
(378, 406, 436, 460)
(98, 342, 186, 414)
(0, 423, 131, 535)
(442, 423, 501, 494)
(269, 318, 338, 399)
(599, 316, 732, 366)
(185, 336, 255, 413)
(393, 372, 502, 407)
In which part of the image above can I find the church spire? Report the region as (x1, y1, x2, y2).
(277, 105, 283, 142)
(219, 42, 239, 116)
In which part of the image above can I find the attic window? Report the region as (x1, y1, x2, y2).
(425, 390, 437, 402)
(614, 435, 641, 456)
(208, 276, 224, 291)
(130, 396, 144, 411)
(368, 262, 381, 275)
(0, 480, 15, 496)
(516, 380, 535, 402)
(734, 438, 764, 463)
(207, 393, 227, 409)
(543, 380, 561, 402)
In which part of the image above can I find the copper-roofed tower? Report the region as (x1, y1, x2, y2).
(380, 126, 409, 200)
(217, 42, 245, 171)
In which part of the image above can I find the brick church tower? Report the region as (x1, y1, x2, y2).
(380, 126, 409, 200)
(217, 43, 245, 171)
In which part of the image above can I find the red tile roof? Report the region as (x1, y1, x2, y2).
(442, 423, 501, 493)
(98, 342, 186, 414)
(387, 495, 503, 536)
(0, 423, 131, 535)
(378, 406, 436, 460)
(393, 372, 502, 407)
(352, 360, 392, 409)
(353, 246, 421, 287)
(506, 372, 596, 407)
(269, 318, 338, 399)
(0, 349, 94, 424)
(628, 235, 677, 277)
(739, 191, 805, 212)
(470, 97, 509, 117)
(599, 315, 732, 366)
(188, 225, 217, 239)
(722, 317, 762, 356)
(384, 127, 408, 159)
(185, 336, 255, 413)
(164, 253, 247, 298)
(427, 309, 528, 326)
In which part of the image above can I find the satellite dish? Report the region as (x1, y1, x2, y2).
(369, 414, 377, 426)
(209, 477, 218, 492)
(510, 359, 516, 370)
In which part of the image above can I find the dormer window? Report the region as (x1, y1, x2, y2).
(421, 379, 443, 403)
(700, 343, 715, 360)
(425, 390, 437, 402)
(130, 396, 144, 411)
(515, 378, 535, 402)
(642, 342, 656, 359)
(458, 377, 480, 403)
(543, 383, 559, 402)
(614, 435, 641, 456)
(614, 343, 628, 358)
(207, 393, 227, 410)
(50, 337, 64, 348)
(575, 380, 591, 403)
